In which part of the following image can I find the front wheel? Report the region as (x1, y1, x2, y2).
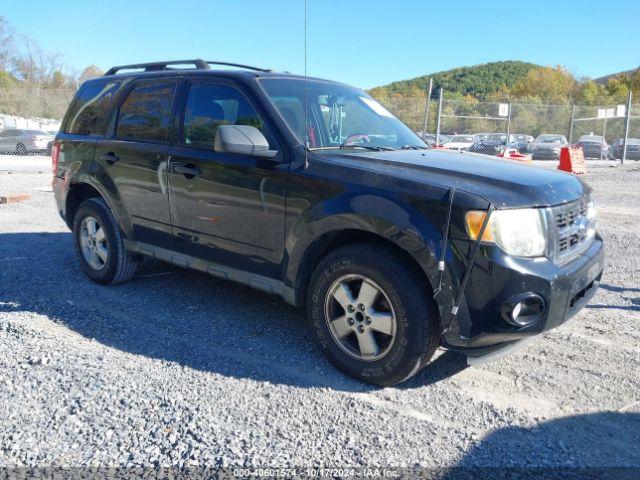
(72, 198, 138, 285)
(307, 243, 440, 386)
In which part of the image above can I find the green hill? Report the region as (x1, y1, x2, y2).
(369, 61, 540, 99)
(595, 66, 640, 85)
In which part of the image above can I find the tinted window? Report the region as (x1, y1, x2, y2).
(116, 81, 177, 142)
(183, 83, 265, 150)
(65, 80, 122, 135)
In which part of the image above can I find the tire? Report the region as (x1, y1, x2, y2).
(72, 197, 138, 285)
(307, 243, 440, 386)
(16, 143, 26, 155)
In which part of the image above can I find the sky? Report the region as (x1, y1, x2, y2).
(3, 0, 639, 89)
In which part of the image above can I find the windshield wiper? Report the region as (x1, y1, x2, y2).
(400, 144, 429, 150)
(339, 143, 395, 151)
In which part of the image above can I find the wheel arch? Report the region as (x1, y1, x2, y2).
(65, 181, 133, 239)
(288, 220, 441, 310)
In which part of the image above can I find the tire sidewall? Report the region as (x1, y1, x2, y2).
(72, 199, 120, 285)
(308, 251, 433, 386)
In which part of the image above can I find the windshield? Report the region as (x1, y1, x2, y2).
(259, 78, 425, 150)
(449, 135, 473, 142)
(484, 134, 507, 142)
(536, 135, 564, 143)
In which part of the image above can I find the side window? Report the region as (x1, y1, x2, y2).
(65, 80, 122, 135)
(183, 83, 266, 150)
(116, 81, 177, 142)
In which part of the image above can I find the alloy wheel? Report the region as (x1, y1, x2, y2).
(79, 216, 108, 270)
(324, 274, 397, 361)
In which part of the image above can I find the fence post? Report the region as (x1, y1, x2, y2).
(621, 90, 633, 165)
(422, 78, 433, 136)
(506, 102, 512, 137)
(601, 116, 607, 160)
(435, 87, 443, 146)
(568, 104, 575, 144)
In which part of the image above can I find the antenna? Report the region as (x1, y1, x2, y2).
(304, 0, 309, 168)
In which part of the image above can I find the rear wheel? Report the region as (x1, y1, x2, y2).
(72, 198, 138, 285)
(307, 243, 440, 386)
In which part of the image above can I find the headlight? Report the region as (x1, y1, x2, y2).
(465, 208, 547, 257)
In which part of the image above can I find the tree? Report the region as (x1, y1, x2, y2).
(510, 66, 577, 102)
(575, 80, 603, 106)
(78, 65, 103, 84)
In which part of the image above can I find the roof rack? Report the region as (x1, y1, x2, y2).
(104, 59, 272, 76)
(104, 60, 210, 76)
(206, 61, 273, 73)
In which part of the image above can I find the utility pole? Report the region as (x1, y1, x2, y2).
(435, 87, 443, 146)
(421, 78, 433, 137)
(621, 90, 633, 165)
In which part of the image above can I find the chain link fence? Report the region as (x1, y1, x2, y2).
(377, 89, 640, 163)
(0, 83, 638, 161)
(0, 85, 75, 155)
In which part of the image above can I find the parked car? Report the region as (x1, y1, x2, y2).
(575, 135, 612, 159)
(610, 138, 640, 160)
(0, 128, 54, 155)
(420, 133, 451, 147)
(442, 134, 475, 150)
(509, 134, 534, 154)
(467, 133, 509, 155)
(531, 134, 569, 160)
(52, 59, 603, 386)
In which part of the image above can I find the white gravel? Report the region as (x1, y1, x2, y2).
(0, 158, 638, 473)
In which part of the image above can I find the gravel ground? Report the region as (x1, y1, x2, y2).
(0, 157, 639, 474)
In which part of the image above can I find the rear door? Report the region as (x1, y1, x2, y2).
(94, 78, 179, 248)
(166, 79, 289, 278)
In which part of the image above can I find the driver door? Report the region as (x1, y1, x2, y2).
(167, 79, 289, 278)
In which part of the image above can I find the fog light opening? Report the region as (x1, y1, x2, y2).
(501, 293, 545, 327)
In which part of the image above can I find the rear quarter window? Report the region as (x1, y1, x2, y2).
(64, 80, 122, 135)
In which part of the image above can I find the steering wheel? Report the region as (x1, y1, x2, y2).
(343, 133, 371, 145)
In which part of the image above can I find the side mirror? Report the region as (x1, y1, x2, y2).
(214, 125, 278, 159)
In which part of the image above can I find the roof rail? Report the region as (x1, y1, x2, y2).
(104, 59, 273, 76)
(205, 61, 273, 73)
(104, 59, 210, 76)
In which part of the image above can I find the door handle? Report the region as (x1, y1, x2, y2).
(100, 152, 120, 165)
(174, 163, 201, 177)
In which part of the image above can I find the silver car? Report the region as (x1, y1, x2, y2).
(531, 134, 568, 160)
(0, 129, 55, 155)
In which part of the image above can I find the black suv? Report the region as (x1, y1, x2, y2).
(53, 60, 604, 386)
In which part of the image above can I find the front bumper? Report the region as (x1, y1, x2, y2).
(532, 149, 560, 159)
(444, 235, 604, 352)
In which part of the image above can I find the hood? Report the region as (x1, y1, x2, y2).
(315, 149, 587, 208)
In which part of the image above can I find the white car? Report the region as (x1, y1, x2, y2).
(0, 129, 55, 155)
(442, 134, 475, 151)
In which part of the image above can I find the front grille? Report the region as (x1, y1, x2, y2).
(549, 198, 594, 264)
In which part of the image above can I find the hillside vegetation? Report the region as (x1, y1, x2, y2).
(369, 61, 538, 99)
(369, 61, 640, 105)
